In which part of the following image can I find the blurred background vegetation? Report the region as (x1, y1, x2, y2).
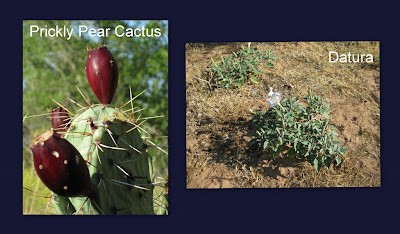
(23, 20, 168, 214)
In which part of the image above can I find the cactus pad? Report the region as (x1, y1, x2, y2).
(53, 105, 154, 214)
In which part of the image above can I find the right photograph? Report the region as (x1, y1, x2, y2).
(186, 41, 380, 188)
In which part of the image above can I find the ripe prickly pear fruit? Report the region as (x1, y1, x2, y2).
(86, 46, 118, 105)
(50, 106, 70, 136)
(30, 129, 95, 197)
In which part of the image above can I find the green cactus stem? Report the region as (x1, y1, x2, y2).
(53, 105, 155, 214)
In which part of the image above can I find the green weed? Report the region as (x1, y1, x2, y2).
(250, 93, 348, 172)
(209, 45, 277, 88)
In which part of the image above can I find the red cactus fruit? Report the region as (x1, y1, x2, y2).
(86, 45, 119, 104)
(30, 129, 95, 197)
(50, 106, 70, 136)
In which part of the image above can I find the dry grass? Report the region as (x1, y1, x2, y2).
(186, 41, 380, 188)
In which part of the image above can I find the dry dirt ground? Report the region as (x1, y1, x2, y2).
(186, 41, 380, 188)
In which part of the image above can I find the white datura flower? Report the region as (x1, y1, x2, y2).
(266, 87, 282, 107)
(268, 87, 274, 97)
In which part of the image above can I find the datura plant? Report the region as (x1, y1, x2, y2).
(209, 44, 278, 88)
(250, 88, 348, 172)
(29, 45, 168, 215)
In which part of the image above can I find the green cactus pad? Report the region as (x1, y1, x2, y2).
(53, 105, 154, 214)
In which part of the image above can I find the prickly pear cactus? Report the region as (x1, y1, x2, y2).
(52, 105, 154, 214)
(30, 45, 167, 215)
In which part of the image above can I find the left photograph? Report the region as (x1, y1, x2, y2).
(23, 20, 168, 215)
